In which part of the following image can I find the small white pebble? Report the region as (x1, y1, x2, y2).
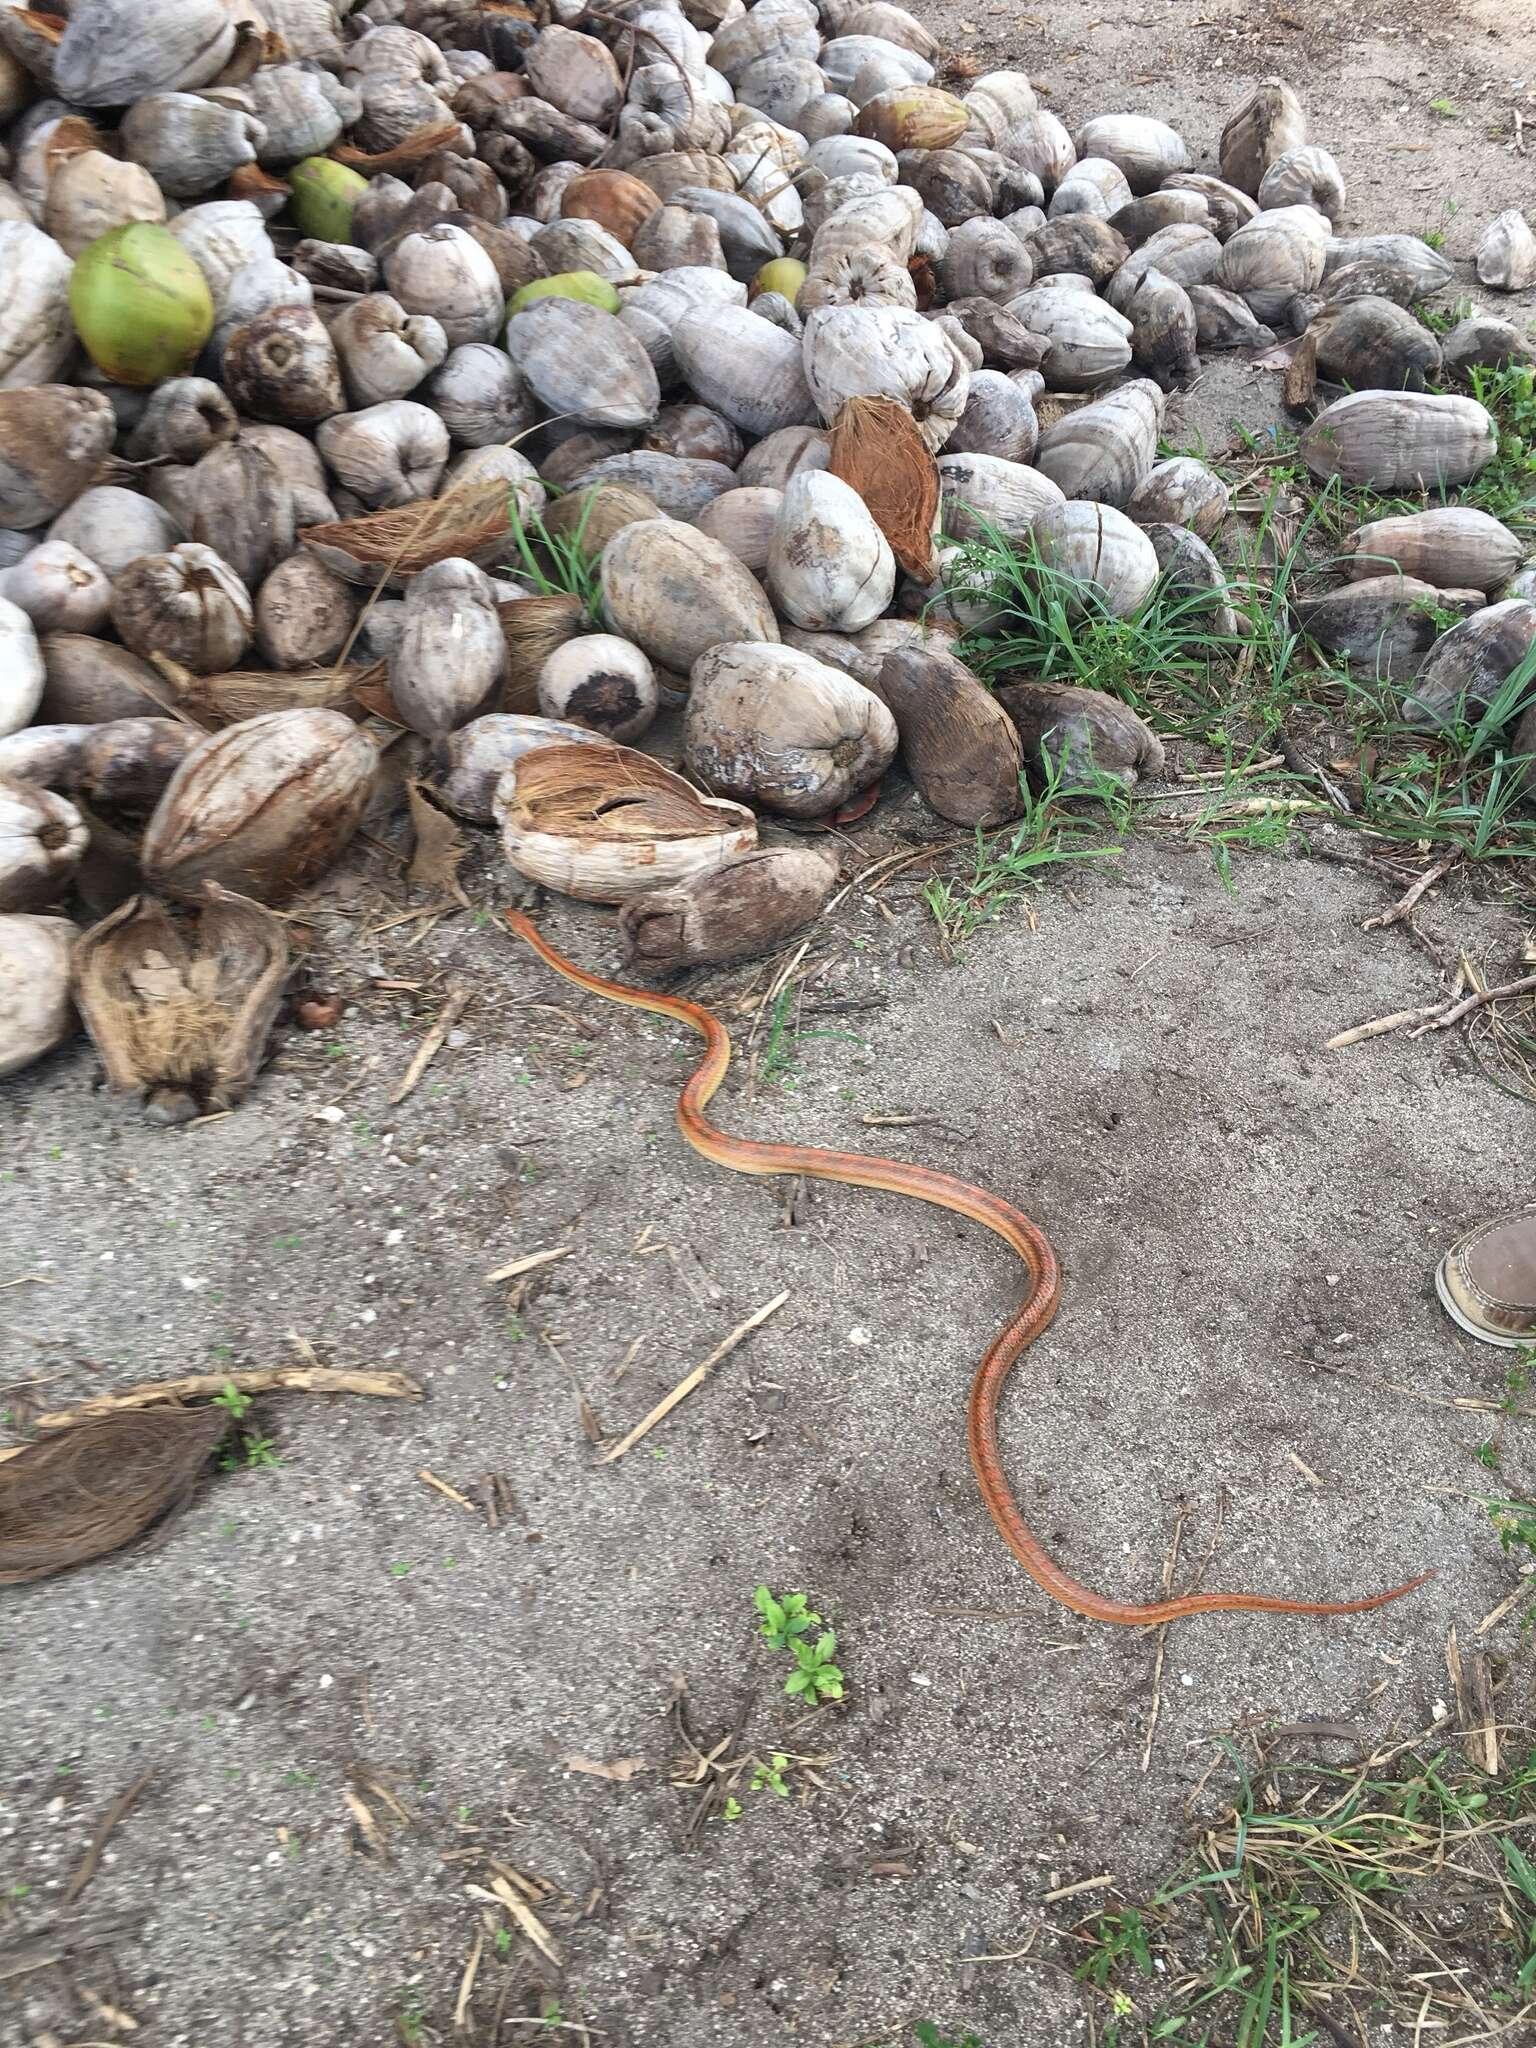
(909, 1671, 932, 1687)
(179, 1275, 207, 1292)
(384, 1229, 403, 1246)
(1180, 1673, 1194, 1688)
(318, 1673, 333, 1690)
(847, 1327, 872, 1347)
(316, 1106, 344, 1124)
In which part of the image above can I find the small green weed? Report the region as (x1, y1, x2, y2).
(1429, 95, 1460, 118)
(213, 1382, 252, 1420)
(1418, 199, 1459, 248)
(750, 1752, 792, 1797)
(915, 2024, 983, 2048)
(754, 1585, 845, 1703)
(396, 1990, 426, 2044)
(754, 1585, 818, 1649)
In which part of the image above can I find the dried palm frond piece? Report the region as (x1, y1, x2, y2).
(300, 479, 514, 587)
(0, 1406, 226, 1583)
(495, 740, 756, 903)
(827, 396, 940, 582)
(72, 884, 291, 1122)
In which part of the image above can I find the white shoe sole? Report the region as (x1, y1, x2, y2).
(1435, 1257, 1532, 1350)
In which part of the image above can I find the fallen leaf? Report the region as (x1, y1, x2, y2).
(560, 1754, 648, 1781)
(407, 780, 470, 908)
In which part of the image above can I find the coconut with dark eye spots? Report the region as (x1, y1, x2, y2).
(537, 634, 658, 743)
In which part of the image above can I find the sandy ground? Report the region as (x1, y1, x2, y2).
(6, 5, 1536, 2047)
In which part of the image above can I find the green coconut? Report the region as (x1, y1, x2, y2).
(507, 271, 621, 320)
(753, 258, 807, 305)
(288, 157, 369, 245)
(69, 223, 215, 388)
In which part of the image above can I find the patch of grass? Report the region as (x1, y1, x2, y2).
(922, 750, 1129, 953)
(757, 987, 867, 1090)
(754, 1585, 845, 1703)
(502, 493, 604, 622)
(1418, 198, 1459, 248)
(916, 2025, 983, 2048)
(1070, 1741, 1536, 2043)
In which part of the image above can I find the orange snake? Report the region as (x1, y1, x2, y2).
(506, 910, 1434, 1627)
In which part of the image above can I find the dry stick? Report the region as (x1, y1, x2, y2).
(597, 1292, 790, 1464)
(389, 985, 472, 1103)
(485, 1246, 570, 1285)
(419, 1468, 478, 1514)
(1326, 1005, 1444, 1050)
(453, 1928, 484, 2032)
(33, 1366, 421, 1431)
(62, 1772, 154, 1906)
(1410, 972, 1536, 1037)
(1362, 856, 1457, 932)
(1140, 1504, 1189, 1775)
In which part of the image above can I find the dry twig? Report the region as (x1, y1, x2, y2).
(33, 1366, 420, 1431)
(596, 1292, 790, 1463)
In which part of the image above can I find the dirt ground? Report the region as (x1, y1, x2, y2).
(6, 6, 1536, 2046)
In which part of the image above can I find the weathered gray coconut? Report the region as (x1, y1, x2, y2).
(600, 521, 778, 676)
(685, 641, 897, 818)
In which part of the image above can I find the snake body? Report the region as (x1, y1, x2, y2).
(506, 911, 1433, 1627)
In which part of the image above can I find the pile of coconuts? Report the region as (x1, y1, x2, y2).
(1, 0, 1535, 1110)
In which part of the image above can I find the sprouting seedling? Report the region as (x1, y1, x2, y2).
(754, 1584, 819, 1649)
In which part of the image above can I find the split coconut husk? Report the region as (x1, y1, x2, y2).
(827, 396, 940, 583)
(73, 884, 292, 1122)
(619, 844, 840, 969)
(495, 740, 756, 903)
(300, 479, 515, 589)
(0, 1405, 227, 1584)
(499, 592, 587, 712)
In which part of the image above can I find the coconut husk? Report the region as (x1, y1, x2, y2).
(175, 662, 386, 725)
(498, 741, 756, 903)
(995, 680, 1166, 789)
(619, 845, 839, 969)
(301, 479, 515, 587)
(228, 163, 290, 208)
(42, 114, 103, 172)
(538, 483, 662, 563)
(878, 647, 1024, 827)
(0, 1406, 227, 1584)
(73, 886, 292, 1123)
(827, 397, 940, 583)
(331, 122, 466, 174)
(499, 592, 586, 711)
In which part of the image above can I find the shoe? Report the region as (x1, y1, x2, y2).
(1436, 1211, 1536, 1350)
